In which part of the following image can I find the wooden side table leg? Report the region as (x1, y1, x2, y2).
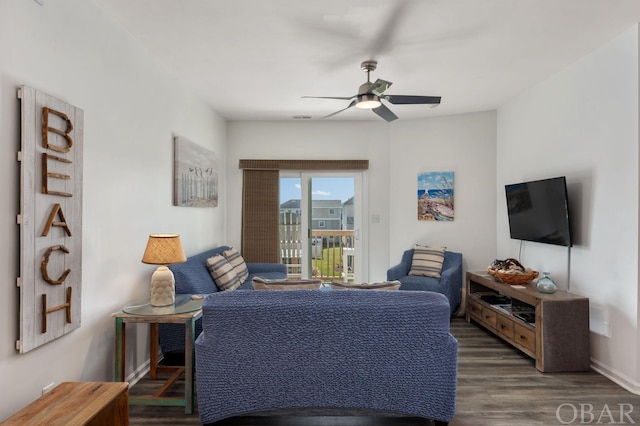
(114, 318, 125, 382)
(459, 280, 467, 316)
(150, 323, 159, 380)
(185, 317, 196, 414)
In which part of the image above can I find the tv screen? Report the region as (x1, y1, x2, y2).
(505, 176, 572, 247)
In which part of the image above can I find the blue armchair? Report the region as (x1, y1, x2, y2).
(387, 249, 463, 315)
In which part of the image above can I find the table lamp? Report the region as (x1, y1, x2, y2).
(141, 234, 187, 306)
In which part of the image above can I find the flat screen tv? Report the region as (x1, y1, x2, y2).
(505, 176, 572, 247)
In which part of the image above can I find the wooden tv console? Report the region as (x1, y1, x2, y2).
(465, 271, 590, 372)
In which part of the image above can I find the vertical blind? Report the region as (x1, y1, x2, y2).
(239, 160, 369, 264)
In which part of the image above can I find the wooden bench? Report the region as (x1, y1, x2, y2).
(2, 382, 128, 425)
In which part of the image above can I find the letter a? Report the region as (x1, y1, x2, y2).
(42, 203, 72, 237)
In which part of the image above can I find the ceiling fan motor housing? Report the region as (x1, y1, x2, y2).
(358, 81, 373, 95)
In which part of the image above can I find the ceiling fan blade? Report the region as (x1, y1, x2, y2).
(373, 103, 398, 122)
(382, 95, 441, 105)
(368, 0, 412, 58)
(321, 100, 357, 119)
(303, 95, 356, 101)
(369, 79, 393, 96)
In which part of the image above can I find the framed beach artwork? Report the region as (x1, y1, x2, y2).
(174, 136, 218, 207)
(417, 171, 454, 221)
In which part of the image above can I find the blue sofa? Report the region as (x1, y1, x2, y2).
(158, 246, 287, 355)
(387, 249, 463, 315)
(196, 290, 458, 425)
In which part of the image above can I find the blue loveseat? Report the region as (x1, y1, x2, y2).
(196, 290, 458, 425)
(158, 246, 287, 355)
(387, 249, 463, 315)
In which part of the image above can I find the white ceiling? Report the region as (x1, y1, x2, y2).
(91, 0, 640, 122)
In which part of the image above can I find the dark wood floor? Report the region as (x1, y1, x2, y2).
(128, 318, 640, 425)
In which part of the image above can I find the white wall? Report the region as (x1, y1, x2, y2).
(0, 0, 226, 419)
(226, 121, 391, 281)
(497, 25, 639, 391)
(389, 111, 497, 271)
(227, 112, 497, 281)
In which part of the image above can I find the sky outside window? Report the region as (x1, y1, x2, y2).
(280, 177, 354, 203)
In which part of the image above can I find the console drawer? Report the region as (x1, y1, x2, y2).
(468, 300, 483, 320)
(480, 307, 497, 329)
(514, 324, 536, 353)
(496, 315, 514, 340)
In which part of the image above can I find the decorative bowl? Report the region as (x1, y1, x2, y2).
(489, 268, 539, 285)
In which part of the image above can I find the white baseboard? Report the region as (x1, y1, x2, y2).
(124, 360, 150, 387)
(124, 353, 163, 387)
(591, 358, 640, 395)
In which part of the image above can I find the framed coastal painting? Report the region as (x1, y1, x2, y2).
(174, 136, 218, 207)
(417, 171, 454, 221)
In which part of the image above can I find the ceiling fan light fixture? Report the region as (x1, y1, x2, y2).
(356, 94, 381, 109)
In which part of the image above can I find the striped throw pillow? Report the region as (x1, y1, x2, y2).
(408, 245, 446, 278)
(223, 247, 249, 284)
(206, 255, 241, 291)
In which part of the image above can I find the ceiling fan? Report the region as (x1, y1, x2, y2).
(303, 60, 441, 122)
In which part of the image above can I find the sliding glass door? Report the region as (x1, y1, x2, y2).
(279, 172, 366, 282)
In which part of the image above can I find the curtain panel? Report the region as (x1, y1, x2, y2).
(241, 169, 280, 263)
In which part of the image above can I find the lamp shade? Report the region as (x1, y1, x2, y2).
(141, 234, 187, 265)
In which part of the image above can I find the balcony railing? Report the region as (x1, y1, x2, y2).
(279, 225, 354, 282)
